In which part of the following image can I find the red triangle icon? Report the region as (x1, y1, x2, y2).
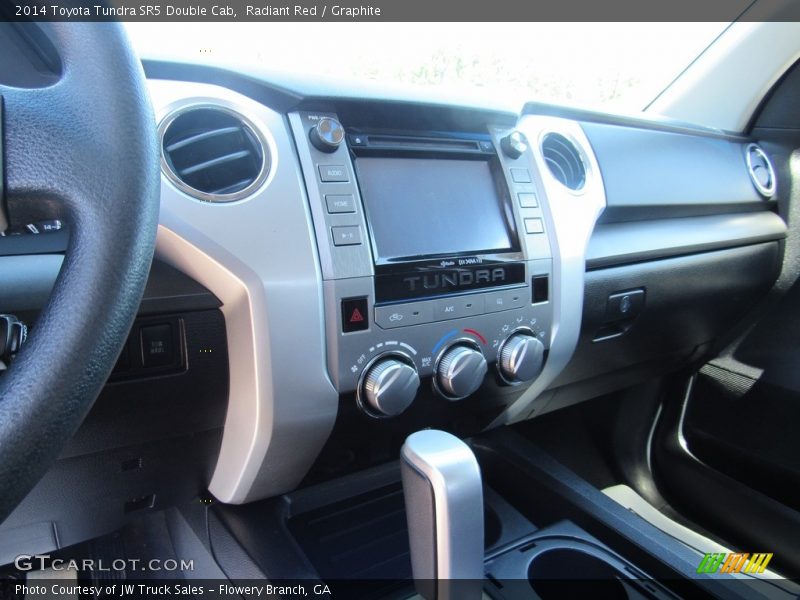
(349, 308, 365, 323)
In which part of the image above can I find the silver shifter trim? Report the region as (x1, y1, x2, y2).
(401, 430, 484, 593)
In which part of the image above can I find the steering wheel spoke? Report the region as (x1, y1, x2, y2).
(0, 23, 159, 523)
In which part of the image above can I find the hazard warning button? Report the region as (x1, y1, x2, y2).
(342, 297, 369, 333)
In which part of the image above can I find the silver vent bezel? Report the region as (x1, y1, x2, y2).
(540, 131, 589, 193)
(159, 103, 270, 203)
(745, 143, 776, 198)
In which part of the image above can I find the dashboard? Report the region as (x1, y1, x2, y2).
(0, 61, 788, 549)
(149, 68, 786, 505)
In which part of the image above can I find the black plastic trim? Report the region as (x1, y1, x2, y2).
(586, 212, 786, 269)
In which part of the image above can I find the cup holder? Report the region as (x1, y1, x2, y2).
(485, 525, 671, 600)
(528, 548, 629, 599)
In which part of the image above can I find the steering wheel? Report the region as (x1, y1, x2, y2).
(0, 24, 159, 523)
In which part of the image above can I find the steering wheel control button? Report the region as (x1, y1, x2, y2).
(318, 164, 349, 182)
(375, 303, 433, 329)
(436, 344, 488, 400)
(342, 297, 369, 333)
(518, 192, 539, 208)
(325, 194, 356, 214)
(524, 218, 545, 234)
(140, 324, 174, 368)
(0, 315, 28, 366)
(360, 356, 420, 417)
(310, 117, 345, 153)
(510, 168, 532, 183)
(499, 333, 546, 384)
(331, 226, 362, 246)
(501, 131, 529, 159)
(606, 289, 645, 322)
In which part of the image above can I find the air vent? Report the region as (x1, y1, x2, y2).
(746, 144, 776, 197)
(541, 133, 586, 191)
(160, 106, 268, 202)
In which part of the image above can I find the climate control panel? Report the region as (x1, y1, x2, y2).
(322, 258, 552, 418)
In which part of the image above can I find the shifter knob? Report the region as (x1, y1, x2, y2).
(401, 430, 484, 599)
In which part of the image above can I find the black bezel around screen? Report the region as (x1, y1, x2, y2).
(353, 149, 521, 268)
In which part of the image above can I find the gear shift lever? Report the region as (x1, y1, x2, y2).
(400, 430, 484, 600)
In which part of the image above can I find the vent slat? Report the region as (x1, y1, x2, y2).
(165, 126, 243, 153)
(178, 150, 251, 177)
(161, 107, 266, 202)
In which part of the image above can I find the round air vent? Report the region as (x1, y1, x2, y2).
(160, 106, 269, 203)
(541, 133, 586, 191)
(745, 144, 776, 197)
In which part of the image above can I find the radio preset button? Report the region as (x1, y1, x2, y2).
(518, 192, 538, 208)
(331, 226, 362, 246)
(318, 164, 349, 182)
(375, 303, 433, 329)
(486, 288, 527, 313)
(325, 194, 356, 214)
(524, 218, 545, 234)
(510, 168, 532, 183)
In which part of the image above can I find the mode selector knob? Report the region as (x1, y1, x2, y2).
(500, 130, 529, 159)
(436, 344, 488, 400)
(499, 332, 545, 384)
(309, 117, 345, 153)
(360, 356, 420, 417)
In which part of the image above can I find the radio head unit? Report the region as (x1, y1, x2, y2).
(353, 134, 525, 303)
(289, 110, 553, 409)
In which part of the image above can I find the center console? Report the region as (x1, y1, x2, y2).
(289, 111, 554, 422)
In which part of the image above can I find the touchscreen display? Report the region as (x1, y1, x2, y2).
(356, 157, 515, 262)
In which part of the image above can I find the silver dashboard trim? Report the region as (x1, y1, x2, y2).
(496, 116, 607, 424)
(149, 80, 338, 504)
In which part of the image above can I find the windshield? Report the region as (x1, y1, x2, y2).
(127, 22, 729, 113)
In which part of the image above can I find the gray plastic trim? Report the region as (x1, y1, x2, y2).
(495, 116, 606, 424)
(587, 212, 787, 269)
(0, 254, 62, 312)
(148, 80, 338, 504)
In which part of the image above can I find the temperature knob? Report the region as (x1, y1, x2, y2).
(360, 356, 420, 417)
(309, 117, 345, 153)
(436, 344, 488, 400)
(498, 332, 545, 384)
